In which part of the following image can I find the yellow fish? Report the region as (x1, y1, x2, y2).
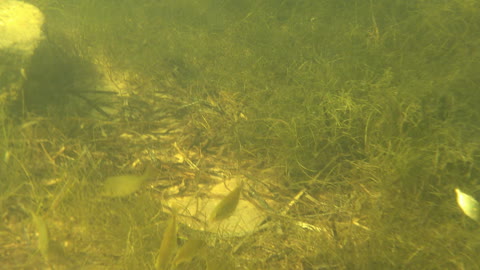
(101, 165, 155, 197)
(209, 182, 243, 222)
(172, 239, 206, 267)
(155, 213, 177, 270)
(455, 188, 479, 222)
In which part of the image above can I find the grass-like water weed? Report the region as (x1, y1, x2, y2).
(1, 0, 480, 269)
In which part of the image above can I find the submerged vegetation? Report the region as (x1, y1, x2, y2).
(1, 0, 480, 269)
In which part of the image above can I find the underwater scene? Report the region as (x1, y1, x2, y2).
(1, 0, 480, 269)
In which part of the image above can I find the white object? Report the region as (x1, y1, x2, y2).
(167, 178, 267, 237)
(0, 0, 44, 107)
(0, 0, 45, 56)
(455, 188, 479, 222)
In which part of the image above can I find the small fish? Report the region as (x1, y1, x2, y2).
(155, 213, 178, 270)
(101, 165, 155, 197)
(209, 182, 243, 222)
(455, 188, 479, 222)
(172, 239, 206, 267)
